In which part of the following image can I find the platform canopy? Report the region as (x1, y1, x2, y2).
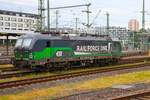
(0, 30, 35, 36)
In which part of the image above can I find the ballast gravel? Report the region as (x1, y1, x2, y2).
(55, 83, 150, 100)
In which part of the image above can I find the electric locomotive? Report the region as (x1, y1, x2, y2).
(13, 33, 122, 69)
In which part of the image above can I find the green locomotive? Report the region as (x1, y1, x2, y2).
(13, 34, 122, 69)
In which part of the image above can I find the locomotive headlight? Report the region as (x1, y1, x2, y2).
(29, 53, 33, 59)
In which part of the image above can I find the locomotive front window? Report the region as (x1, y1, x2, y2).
(22, 38, 32, 48)
(15, 39, 23, 47)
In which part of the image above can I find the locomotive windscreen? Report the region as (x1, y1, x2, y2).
(22, 38, 32, 48)
(15, 39, 23, 47)
(15, 38, 32, 48)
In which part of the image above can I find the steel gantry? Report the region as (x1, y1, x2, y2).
(38, 0, 92, 32)
(38, 0, 45, 32)
(49, 3, 91, 32)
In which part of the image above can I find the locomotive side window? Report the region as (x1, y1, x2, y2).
(46, 41, 50, 47)
(33, 40, 48, 51)
(51, 40, 72, 47)
(148, 36, 150, 42)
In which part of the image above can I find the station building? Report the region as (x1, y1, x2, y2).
(0, 9, 38, 46)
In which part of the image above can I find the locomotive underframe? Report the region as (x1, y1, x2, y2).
(14, 56, 120, 70)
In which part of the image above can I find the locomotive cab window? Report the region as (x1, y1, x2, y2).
(32, 40, 48, 51)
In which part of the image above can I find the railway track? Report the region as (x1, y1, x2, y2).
(0, 55, 13, 64)
(0, 62, 150, 89)
(0, 59, 11, 64)
(113, 90, 150, 100)
(0, 70, 34, 79)
(0, 55, 149, 79)
(0, 67, 18, 72)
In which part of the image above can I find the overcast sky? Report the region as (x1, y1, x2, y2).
(0, 0, 149, 28)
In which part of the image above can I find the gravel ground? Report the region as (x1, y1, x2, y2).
(56, 83, 150, 100)
(0, 65, 150, 98)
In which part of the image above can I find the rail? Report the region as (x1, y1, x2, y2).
(0, 62, 150, 89)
